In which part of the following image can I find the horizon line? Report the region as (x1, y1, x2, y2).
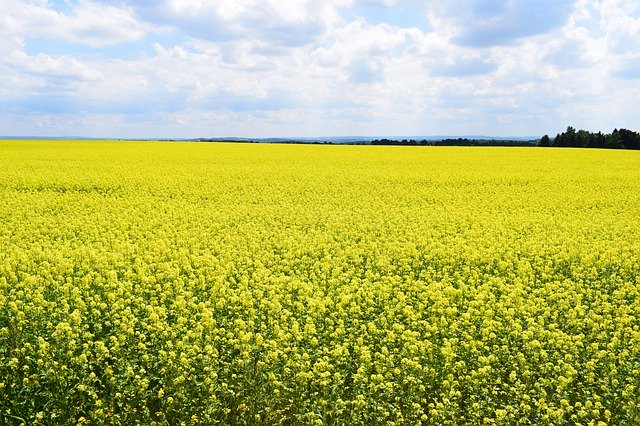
(0, 134, 542, 142)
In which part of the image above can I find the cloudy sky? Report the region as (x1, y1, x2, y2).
(1, 0, 639, 138)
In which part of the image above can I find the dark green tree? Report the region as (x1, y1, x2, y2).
(584, 131, 605, 148)
(539, 135, 551, 147)
(542, 126, 638, 150)
(556, 126, 576, 147)
(576, 129, 591, 148)
(605, 130, 623, 149)
(618, 128, 640, 150)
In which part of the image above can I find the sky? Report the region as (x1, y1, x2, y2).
(1, 0, 639, 139)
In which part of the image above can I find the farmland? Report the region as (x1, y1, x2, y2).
(1, 140, 639, 424)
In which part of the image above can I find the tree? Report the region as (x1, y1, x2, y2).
(539, 135, 551, 147)
(542, 126, 638, 150)
(588, 131, 606, 148)
(605, 130, 623, 149)
(618, 128, 640, 150)
(576, 129, 591, 148)
(564, 126, 577, 147)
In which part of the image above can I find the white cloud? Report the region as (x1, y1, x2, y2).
(129, 0, 345, 47)
(357, 0, 400, 6)
(2, 0, 640, 138)
(426, 0, 576, 47)
(0, 0, 148, 47)
(597, 0, 640, 56)
(10, 51, 102, 81)
(311, 20, 415, 82)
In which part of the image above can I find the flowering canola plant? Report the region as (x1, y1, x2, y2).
(1, 140, 639, 424)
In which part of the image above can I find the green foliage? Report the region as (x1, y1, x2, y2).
(544, 126, 640, 149)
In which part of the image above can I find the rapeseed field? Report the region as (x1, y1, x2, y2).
(1, 140, 639, 424)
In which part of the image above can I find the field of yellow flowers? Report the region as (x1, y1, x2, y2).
(1, 140, 639, 424)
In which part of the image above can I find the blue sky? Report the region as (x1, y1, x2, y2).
(1, 0, 639, 138)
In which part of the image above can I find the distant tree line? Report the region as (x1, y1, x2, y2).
(371, 138, 537, 147)
(371, 139, 431, 146)
(540, 127, 640, 149)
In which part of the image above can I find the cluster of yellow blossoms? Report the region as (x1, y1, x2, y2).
(1, 140, 639, 424)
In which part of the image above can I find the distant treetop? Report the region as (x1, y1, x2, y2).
(540, 127, 640, 150)
(371, 138, 537, 147)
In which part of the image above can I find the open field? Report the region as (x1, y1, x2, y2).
(1, 140, 639, 424)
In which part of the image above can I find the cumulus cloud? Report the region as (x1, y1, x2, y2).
(127, 0, 345, 47)
(3, 0, 640, 138)
(612, 59, 640, 79)
(9, 51, 102, 81)
(597, 0, 640, 61)
(428, 55, 495, 77)
(427, 0, 576, 47)
(357, 0, 400, 6)
(311, 20, 417, 85)
(0, 0, 148, 47)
